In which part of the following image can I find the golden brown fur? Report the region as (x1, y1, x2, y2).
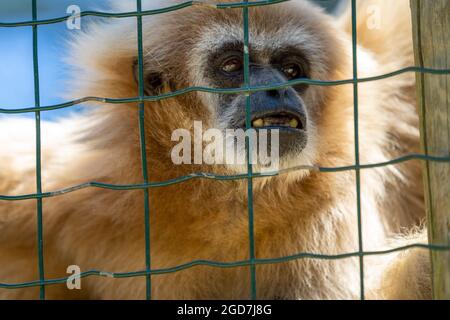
(0, 0, 431, 299)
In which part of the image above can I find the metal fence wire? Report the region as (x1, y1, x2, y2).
(0, 0, 450, 300)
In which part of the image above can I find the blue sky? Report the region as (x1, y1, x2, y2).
(0, 0, 341, 121)
(0, 0, 110, 121)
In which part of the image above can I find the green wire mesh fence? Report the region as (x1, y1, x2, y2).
(0, 0, 450, 301)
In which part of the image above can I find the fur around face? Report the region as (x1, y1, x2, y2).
(0, 0, 430, 299)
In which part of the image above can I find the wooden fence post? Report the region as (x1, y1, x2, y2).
(410, 0, 450, 300)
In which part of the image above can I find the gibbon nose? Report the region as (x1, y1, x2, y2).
(249, 86, 307, 131)
(266, 88, 282, 98)
(248, 67, 307, 130)
(234, 66, 309, 156)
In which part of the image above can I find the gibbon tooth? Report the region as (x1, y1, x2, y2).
(289, 118, 299, 128)
(252, 118, 264, 128)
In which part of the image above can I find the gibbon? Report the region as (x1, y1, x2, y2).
(0, 0, 431, 299)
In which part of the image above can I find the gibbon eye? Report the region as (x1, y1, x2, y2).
(281, 63, 302, 80)
(221, 57, 243, 74)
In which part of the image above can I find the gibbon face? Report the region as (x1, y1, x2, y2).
(129, 1, 346, 171)
(204, 42, 310, 157)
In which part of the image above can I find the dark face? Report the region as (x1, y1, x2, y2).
(131, 0, 344, 171)
(205, 41, 310, 157)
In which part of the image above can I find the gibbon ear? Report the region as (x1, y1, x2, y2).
(132, 58, 164, 95)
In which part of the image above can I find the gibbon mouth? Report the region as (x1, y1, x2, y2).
(248, 112, 306, 131)
(235, 110, 308, 157)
